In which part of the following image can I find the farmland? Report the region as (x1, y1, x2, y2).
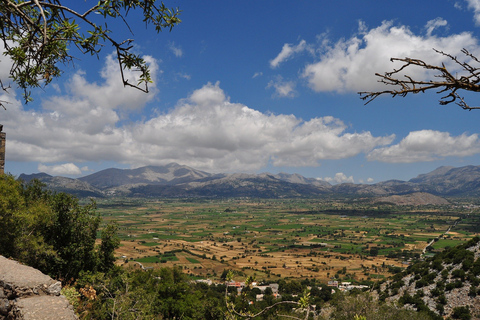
(95, 198, 480, 282)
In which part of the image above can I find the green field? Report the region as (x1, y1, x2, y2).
(95, 197, 480, 281)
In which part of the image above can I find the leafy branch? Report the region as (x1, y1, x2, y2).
(224, 271, 317, 320)
(0, 0, 181, 108)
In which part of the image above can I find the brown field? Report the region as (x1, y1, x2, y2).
(96, 198, 480, 282)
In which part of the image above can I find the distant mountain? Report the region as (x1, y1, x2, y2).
(17, 163, 480, 199)
(18, 173, 103, 198)
(408, 165, 480, 196)
(273, 172, 330, 187)
(78, 163, 220, 189)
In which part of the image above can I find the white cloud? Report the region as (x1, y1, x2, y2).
(267, 76, 297, 98)
(49, 53, 159, 113)
(252, 72, 263, 78)
(367, 130, 480, 163)
(133, 82, 393, 171)
(425, 18, 448, 36)
(0, 43, 13, 83)
(302, 20, 480, 93)
(270, 39, 309, 68)
(3, 67, 394, 173)
(169, 42, 183, 57)
(466, 0, 480, 25)
(38, 163, 82, 175)
(175, 72, 191, 81)
(323, 172, 354, 184)
(358, 177, 374, 184)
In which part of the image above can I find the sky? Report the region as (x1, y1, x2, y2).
(2, 0, 480, 184)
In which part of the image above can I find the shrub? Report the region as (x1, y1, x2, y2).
(451, 306, 471, 320)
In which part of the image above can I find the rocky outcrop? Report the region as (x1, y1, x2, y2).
(378, 237, 480, 319)
(0, 256, 77, 320)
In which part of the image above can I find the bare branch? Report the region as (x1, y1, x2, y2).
(359, 48, 480, 110)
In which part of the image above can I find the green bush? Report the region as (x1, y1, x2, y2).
(451, 306, 471, 320)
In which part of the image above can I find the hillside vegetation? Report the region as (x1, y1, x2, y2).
(376, 237, 480, 319)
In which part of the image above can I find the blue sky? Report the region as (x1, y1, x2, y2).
(2, 0, 480, 184)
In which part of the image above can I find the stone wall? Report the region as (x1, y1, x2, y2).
(0, 256, 77, 320)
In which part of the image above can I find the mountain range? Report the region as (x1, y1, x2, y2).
(17, 163, 480, 199)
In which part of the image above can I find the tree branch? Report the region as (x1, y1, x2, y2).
(359, 48, 480, 110)
(0, 0, 181, 104)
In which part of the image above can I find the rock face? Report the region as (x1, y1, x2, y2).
(0, 256, 77, 320)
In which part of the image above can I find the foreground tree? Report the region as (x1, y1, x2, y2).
(0, 0, 181, 107)
(359, 48, 480, 110)
(71, 267, 219, 320)
(0, 175, 119, 280)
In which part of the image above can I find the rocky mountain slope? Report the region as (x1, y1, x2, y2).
(78, 163, 219, 189)
(409, 165, 480, 196)
(375, 192, 450, 206)
(377, 237, 480, 319)
(17, 163, 480, 199)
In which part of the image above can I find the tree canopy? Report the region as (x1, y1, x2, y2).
(0, 175, 119, 280)
(359, 48, 480, 110)
(0, 0, 181, 107)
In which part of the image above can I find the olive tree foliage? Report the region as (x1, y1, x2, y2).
(224, 272, 317, 320)
(359, 48, 480, 110)
(0, 0, 181, 108)
(0, 175, 120, 280)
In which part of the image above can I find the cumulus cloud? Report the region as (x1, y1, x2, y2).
(48, 53, 159, 113)
(302, 20, 479, 93)
(270, 39, 309, 68)
(367, 130, 480, 163)
(132, 82, 394, 171)
(323, 172, 355, 184)
(38, 163, 82, 175)
(267, 76, 297, 98)
(358, 177, 374, 184)
(3, 61, 394, 173)
(466, 0, 480, 25)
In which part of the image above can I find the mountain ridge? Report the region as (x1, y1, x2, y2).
(17, 163, 480, 199)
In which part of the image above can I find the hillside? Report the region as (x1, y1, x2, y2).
(409, 165, 480, 196)
(375, 192, 450, 206)
(17, 163, 480, 199)
(377, 237, 480, 319)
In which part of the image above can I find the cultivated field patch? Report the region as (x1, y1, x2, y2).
(96, 198, 480, 282)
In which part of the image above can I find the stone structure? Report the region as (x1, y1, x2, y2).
(0, 256, 77, 320)
(0, 125, 5, 175)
